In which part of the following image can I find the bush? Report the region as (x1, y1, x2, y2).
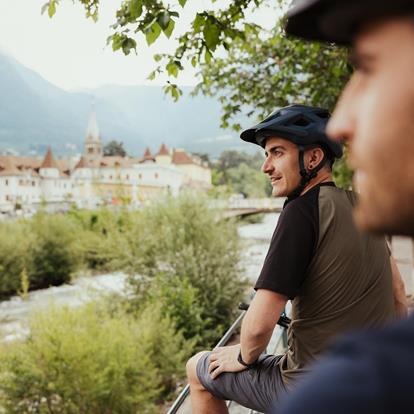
(120, 194, 248, 348)
(68, 208, 132, 272)
(0, 301, 190, 413)
(26, 214, 81, 289)
(0, 222, 29, 298)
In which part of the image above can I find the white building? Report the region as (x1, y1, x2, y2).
(0, 112, 211, 213)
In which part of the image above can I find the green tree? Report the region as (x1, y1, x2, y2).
(103, 140, 127, 157)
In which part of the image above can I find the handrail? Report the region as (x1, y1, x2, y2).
(167, 304, 291, 414)
(167, 311, 247, 414)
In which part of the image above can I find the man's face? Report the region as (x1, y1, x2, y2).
(327, 18, 414, 235)
(262, 137, 301, 197)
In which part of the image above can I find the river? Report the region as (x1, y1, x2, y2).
(0, 213, 279, 342)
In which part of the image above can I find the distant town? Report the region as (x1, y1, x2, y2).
(0, 112, 212, 215)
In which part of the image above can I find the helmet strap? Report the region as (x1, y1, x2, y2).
(287, 145, 327, 199)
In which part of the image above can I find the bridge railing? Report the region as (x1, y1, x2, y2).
(208, 197, 285, 210)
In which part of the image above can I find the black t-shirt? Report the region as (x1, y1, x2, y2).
(276, 314, 414, 414)
(255, 182, 335, 299)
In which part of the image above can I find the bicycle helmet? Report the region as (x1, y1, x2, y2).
(285, 0, 414, 45)
(240, 104, 343, 198)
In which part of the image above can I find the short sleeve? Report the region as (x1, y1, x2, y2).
(254, 191, 318, 299)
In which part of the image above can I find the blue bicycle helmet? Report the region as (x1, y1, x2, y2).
(240, 104, 343, 198)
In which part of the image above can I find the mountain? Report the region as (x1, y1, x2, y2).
(0, 52, 252, 158)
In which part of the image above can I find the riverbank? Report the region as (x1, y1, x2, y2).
(0, 213, 280, 343)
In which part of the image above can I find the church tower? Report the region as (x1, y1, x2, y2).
(84, 110, 103, 165)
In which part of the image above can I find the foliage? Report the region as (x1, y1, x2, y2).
(103, 140, 127, 157)
(216, 150, 264, 171)
(18, 268, 30, 300)
(226, 163, 270, 198)
(67, 208, 128, 272)
(0, 222, 30, 299)
(210, 150, 271, 198)
(333, 146, 354, 189)
(194, 32, 352, 130)
(26, 214, 81, 289)
(0, 302, 190, 413)
(42, 1, 351, 113)
(117, 195, 247, 347)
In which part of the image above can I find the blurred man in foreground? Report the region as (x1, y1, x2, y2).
(274, 1, 414, 413)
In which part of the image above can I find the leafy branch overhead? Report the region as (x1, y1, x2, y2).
(42, 0, 264, 96)
(42, 0, 351, 120)
(42, 1, 353, 188)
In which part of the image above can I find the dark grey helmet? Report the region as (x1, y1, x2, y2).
(285, 0, 414, 45)
(240, 104, 343, 159)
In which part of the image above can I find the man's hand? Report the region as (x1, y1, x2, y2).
(208, 344, 246, 379)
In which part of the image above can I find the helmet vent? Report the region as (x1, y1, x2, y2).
(292, 116, 311, 127)
(316, 111, 330, 119)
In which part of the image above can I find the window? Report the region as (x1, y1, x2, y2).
(5, 179, 8, 186)
(88, 147, 94, 154)
(18, 179, 23, 186)
(126, 174, 130, 180)
(139, 174, 142, 179)
(155, 173, 159, 179)
(32, 181, 35, 186)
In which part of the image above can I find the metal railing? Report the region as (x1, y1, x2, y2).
(167, 304, 291, 414)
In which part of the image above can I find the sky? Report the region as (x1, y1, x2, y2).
(0, 0, 279, 91)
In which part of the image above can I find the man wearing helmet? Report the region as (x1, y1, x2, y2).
(273, 1, 414, 414)
(186, 103, 399, 413)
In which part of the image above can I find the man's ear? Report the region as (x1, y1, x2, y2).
(307, 147, 325, 169)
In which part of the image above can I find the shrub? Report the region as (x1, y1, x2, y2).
(68, 208, 132, 272)
(0, 301, 190, 413)
(122, 194, 248, 348)
(26, 213, 81, 289)
(0, 221, 30, 298)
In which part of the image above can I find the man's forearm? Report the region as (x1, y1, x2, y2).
(239, 289, 288, 364)
(240, 322, 273, 364)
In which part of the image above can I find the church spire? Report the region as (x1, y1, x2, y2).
(84, 103, 103, 164)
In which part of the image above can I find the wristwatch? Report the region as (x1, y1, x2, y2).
(237, 350, 257, 369)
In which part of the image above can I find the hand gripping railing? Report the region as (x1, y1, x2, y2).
(167, 303, 291, 414)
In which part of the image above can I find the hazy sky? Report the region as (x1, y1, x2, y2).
(0, 1, 278, 91)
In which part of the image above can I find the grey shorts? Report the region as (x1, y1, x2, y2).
(196, 352, 288, 413)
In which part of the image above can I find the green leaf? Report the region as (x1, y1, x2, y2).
(203, 20, 220, 51)
(178, 0, 187, 7)
(157, 11, 170, 30)
(153, 54, 162, 62)
(191, 56, 197, 68)
(48, 1, 56, 18)
(110, 33, 125, 52)
(193, 14, 205, 32)
(163, 19, 175, 39)
(122, 37, 137, 55)
(166, 61, 179, 78)
(145, 22, 162, 46)
(129, 0, 142, 19)
(204, 49, 212, 65)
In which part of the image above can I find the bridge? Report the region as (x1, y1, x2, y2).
(208, 197, 285, 218)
